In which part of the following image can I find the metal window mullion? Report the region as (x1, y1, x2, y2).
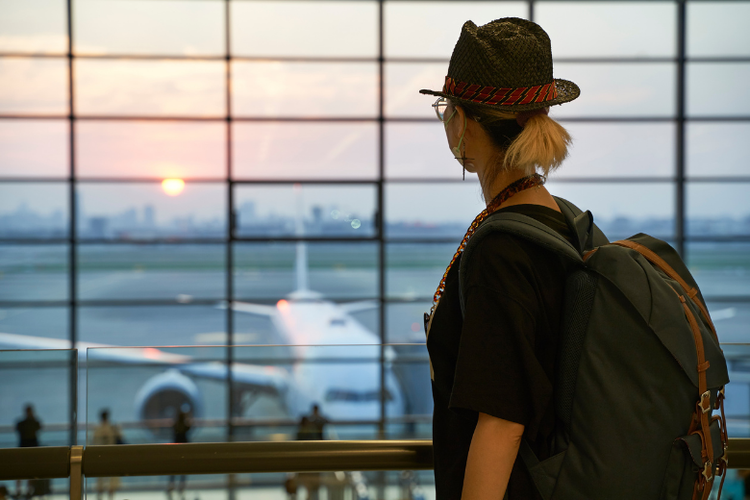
(676, 0, 687, 257)
(66, 0, 78, 448)
(224, 0, 236, 444)
(377, 0, 387, 442)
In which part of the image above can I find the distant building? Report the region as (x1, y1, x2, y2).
(88, 217, 109, 239)
(143, 205, 155, 228)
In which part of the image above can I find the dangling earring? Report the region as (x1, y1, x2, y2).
(452, 114, 470, 175)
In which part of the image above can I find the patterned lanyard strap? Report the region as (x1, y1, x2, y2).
(429, 173, 546, 316)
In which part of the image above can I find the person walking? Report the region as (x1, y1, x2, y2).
(92, 409, 123, 500)
(167, 410, 191, 500)
(15, 404, 45, 498)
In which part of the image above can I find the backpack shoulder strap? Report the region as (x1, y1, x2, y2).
(458, 211, 583, 317)
(554, 196, 610, 251)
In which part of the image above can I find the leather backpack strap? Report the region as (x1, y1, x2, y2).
(612, 240, 722, 499)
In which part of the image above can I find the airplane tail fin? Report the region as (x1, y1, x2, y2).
(294, 184, 309, 293)
(296, 241, 308, 292)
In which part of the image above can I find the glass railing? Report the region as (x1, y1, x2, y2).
(85, 344, 432, 445)
(81, 343, 433, 498)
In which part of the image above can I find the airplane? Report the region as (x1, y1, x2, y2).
(0, 238, 433, 435)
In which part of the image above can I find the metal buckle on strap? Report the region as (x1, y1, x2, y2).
(700, 391, 712, 413)
(715, 387, 725, 409)
(703, 461, 714, 482)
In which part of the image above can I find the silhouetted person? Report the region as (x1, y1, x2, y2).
(296, 405, 327, 500)
(296, 416, 315, 441)
(307, 404, 327, 440)
(15, 404, 43, 498)
(168, 410, 191, 500)
(16, 404, 41, 448)
(93, 410, 122, 500)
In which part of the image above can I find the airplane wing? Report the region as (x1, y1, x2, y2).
(0, 332, 193, 364)
(0, 332, 76, 351)
(0, 332, 290, 397)
(339, 300, 379, 314)
(218, 300, 277, 316)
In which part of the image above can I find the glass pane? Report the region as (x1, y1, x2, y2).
(232, 61, 378, 117)
(0, 182, 68, 239)
(231, 1, 378, 57)
(385, 122, 461, 179)
(0, 119, 68, 177)
(234, 242, 378, 301)
(556, 123, 674, 178)
(687, 63, 750, 117)
(536, 1, 676, 57)
(74, 0, 224, 56)
(388, 343, 432, 436)
(234, 184, 376, 238)
(387, 302, 431, 342)
(0, 245, 67, 301)
(78, 244, 225, 301)
(552, 63, 675, 118)
(0, 57, 68, 114)
(86, 346, 227, 444)
(79, 305, 225, 345)
(76, 121, 226, 179)
(546, 181, 675, 240)
(687, 183, 750, 237)
(76, 182, 226, 240)
(75, 59, 225, 117)
(687, 123, 750, 177)
(0, 307, 67, 339)
(385, 62, 450, 118)
(385, 182, 484, 240)
(688, 244, 750, 299)
(0, 349, 73, 448)
(232, 345, 395, 439)
(384, 1, 527, 58)
(387, 244, 454, 301)
(707, 302, 750, 343)
(720, 344, 750, 439)
(232, 122, 377, 180)
(0, 0, 67, 54)
(688, 2, 750, 57)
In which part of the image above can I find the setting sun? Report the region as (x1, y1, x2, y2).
(161, 178, 185, 196)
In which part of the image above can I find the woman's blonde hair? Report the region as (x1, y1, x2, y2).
(456, 101, 572, 179)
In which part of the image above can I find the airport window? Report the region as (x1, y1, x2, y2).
(1, 0, 749, 453)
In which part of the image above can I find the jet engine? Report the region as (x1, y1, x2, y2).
(134, 369, 203, 434)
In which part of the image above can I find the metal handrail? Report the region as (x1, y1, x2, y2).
(3, 439, 750, 500)
(0, 446, 71, 479)
(83, 440, 433, 477)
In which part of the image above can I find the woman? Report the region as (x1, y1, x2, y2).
(419, 18, 580, 500)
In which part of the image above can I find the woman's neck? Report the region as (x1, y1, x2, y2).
(479, 168, 528, 205)
(479, 166, 561, 213)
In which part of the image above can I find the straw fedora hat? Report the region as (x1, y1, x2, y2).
(420, 18, 580, 112)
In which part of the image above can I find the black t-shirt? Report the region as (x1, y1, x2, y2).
(426, 204, 574, 500)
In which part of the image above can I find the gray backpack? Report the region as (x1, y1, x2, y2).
(459, 197, 729, 500)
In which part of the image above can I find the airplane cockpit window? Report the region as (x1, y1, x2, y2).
(325, 388, 393, 403)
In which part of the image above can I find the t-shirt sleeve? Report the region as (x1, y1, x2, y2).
(448, 233, 553, 440)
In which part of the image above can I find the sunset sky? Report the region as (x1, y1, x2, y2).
(0, 0, 748, 224)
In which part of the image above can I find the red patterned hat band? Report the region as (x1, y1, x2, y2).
(442, 76, 559, 107)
